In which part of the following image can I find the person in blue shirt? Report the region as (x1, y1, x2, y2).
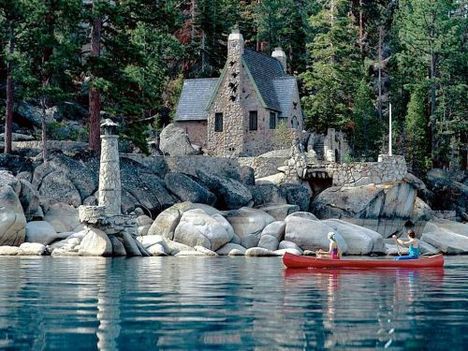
(392, 230, 420, 260)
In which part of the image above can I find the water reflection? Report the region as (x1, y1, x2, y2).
(0, 257, 466, 350)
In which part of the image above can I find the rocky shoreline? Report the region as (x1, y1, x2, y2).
(1, 148, 467, 258)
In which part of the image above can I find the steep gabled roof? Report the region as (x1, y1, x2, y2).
(175, 78, 218, 121)
(242, 49, 286, 111)
(272, 77, 299, 117)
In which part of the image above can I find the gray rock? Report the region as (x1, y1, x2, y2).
(0, 185, 26, 246)
(38, 170, 82, 207)
(216, 243, 246, 256)
(421, 220, 468, 254)
(250, 184, 286, 207)
(261, 221, 286, 241)
(274, 248, 302, 256)
(278, 240, 303, 253)
(245, 247, 277, 257)
(284, 215, 333, 251)
(160, 123, 199, 156)
(259, 204, 299, 221)
(78, 227, 112, 256)
(165, 172, 216, 205)
(175, 250, 209, 257)
(18, 242, 47, 256)
(323, 219, 385, 254)
(174, 209, 233, 251)
(0, 246, 19, 255)
(0, 171, 20, 193)
(147, 202, 194, 239)
(224, 208, 275, 248)
(137, 235, 166, 249)
(258, 235, 279, 251)
(280, 183, 312, 211)
(285, 212, 318, 221)
(121, 231, 142, 256)
(228, 249, 245, 256)
(0, 132, 35, 142)
(147, 243, 167, 256)
(240, 166, 255, 186)
(196, 169, 253, 210)
(44, 203, 81, 233)
(18, 179, 40, 220)
(25, 221, 69, 245)
(164, 240, 196, 256)
(194, 246, 218, 256)
(109, 236, 127, 256)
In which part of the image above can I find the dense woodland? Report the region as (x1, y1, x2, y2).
(0, 0, 466, 176)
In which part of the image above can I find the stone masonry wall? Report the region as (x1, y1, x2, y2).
(174, 120, 207, 148)
(329, 155, 407, 187)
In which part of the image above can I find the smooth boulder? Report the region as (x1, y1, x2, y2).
(225, 208, 275, 248)
(284, 215, 334, 251)
(165, 172, 216, 205)
(44, 203, 82, 233)
(78, 227, 112, 256)
(174, 209, 233, 251)
(421, 220, 468, 254)
(0, 185, 26, 246)
(159, 123, 199, 156)
(25, 221, 68, 245)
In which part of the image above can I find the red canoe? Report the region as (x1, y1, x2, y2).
(283, 252, 444, 269)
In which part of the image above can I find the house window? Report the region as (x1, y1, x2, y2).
(269, 112, 277, 129)
(249, 111, 258, 131)
(215, 113, 223, 132)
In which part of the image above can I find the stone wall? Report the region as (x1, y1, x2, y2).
(238, 156, 288, 178)
(329, 155, 407, 187)
(174, 120, 207, 148)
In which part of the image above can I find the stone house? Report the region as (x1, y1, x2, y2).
(174, 28, 304, 157)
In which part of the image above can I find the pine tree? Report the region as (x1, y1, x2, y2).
(301, 0, 362, 133)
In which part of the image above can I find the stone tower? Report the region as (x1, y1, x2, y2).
(98, 119, 121, 215)
(207, 27, 246, 156)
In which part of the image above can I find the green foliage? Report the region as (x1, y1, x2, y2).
(352, 77, 382, 160)
(300, 0, 362, 133)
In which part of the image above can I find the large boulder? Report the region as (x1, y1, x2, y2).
(120, 157, 177, 215)
(165, 172, 216, 205)
(284, 215, 334, 251)
(196, 169, 252, 210)
(421, 220, 468, 254)
(44, 203, 82, 233)
(0, 185, 26, 246)
(78, 227, 112, 256)
(159, 123, 199, 156)
(259, 204, 299, 221)
(260, 221, 286, 241)
(323, 219, 385, 254)
(279, 183, 312, 211)
(258, 235, 279, 251)
(250, 184, 287, 207)
(224, 208, 275, 248)
(216, 243, 246, 256)
(173, 209, 233, 251)
(25, 221, 69, 245)
(147, 202, 219, 239)
(311, 181, 426, 237)
(0, 171, 20, 193)
(18, 179, 41, 220)
(426, 168, 467, 220)
(18, 242, 47, 256)
(0, 246, 19, 255)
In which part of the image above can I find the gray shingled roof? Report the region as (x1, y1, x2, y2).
(242, 49, 286, 111)
(175, 78, 218, 121)
(272, 77, 298, 117)
(175, 49, 299, 120)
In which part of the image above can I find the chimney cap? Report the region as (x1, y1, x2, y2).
(231, 24, 240, 34)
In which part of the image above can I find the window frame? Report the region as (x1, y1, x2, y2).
(214, 112, 223, 132)
(249, 111, 258, 131)
(269, 112, 277, 129)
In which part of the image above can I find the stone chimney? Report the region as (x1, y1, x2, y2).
(272, 47, 287, 72)
(228, 26, 244, 61)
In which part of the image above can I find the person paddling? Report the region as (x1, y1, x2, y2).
(317, 232, 341, 259)
(392, 230, 420, 260)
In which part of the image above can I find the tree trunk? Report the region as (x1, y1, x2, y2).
(89, 9, 102, 152)
(358, 0, 364, 54)
(4, 23, 15, 154)
(41, 97, 48, 163)
(377, 26, 383, 122)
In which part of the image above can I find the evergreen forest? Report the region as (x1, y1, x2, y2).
(0, 0, 466, 177)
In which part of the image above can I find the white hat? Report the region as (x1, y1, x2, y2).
(327, 232, 335, 240)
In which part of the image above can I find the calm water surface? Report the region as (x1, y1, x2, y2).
(0, 256, 467, 350)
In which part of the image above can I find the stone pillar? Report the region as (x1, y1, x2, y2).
(98, 119, 121, 216)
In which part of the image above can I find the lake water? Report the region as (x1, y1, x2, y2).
(0, 256, 467, 350)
